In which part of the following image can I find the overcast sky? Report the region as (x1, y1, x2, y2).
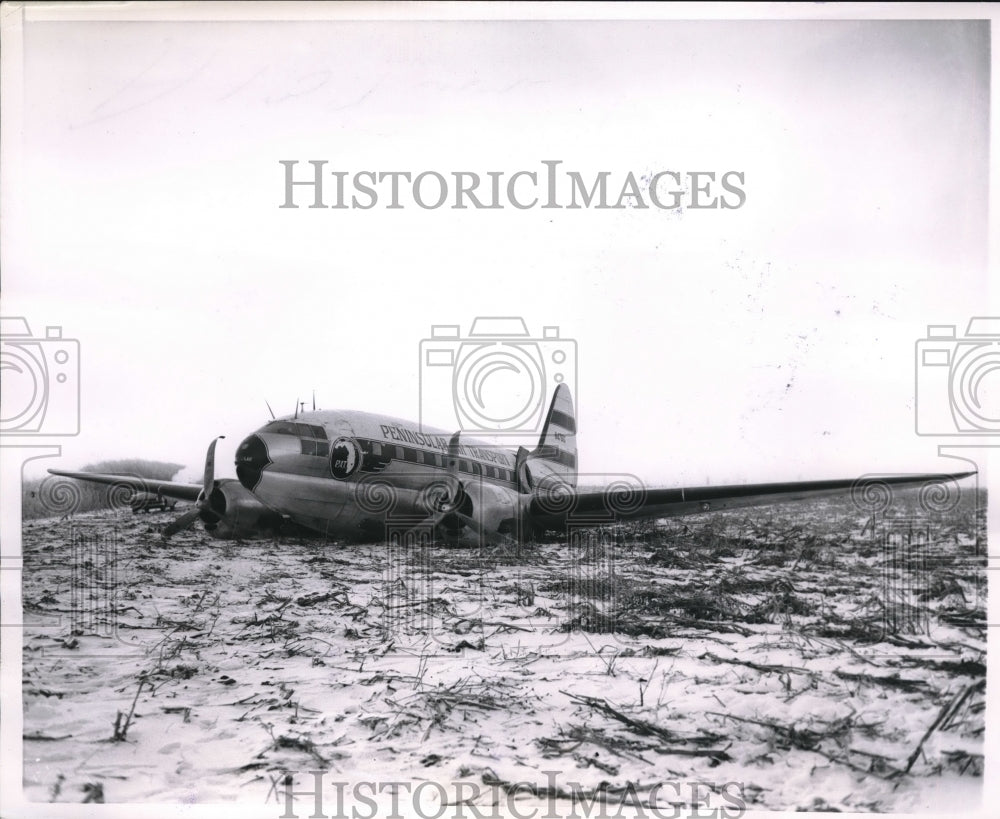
(2, 6, 993, 488)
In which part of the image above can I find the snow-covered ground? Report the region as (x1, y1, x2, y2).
(21, 493, 986, 812)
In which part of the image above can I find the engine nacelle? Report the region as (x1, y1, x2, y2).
(442, 482, 520, 546)
(200, 479, 284, 539)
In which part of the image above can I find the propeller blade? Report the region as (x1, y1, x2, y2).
(446, 431, 461, 476)
(398, 507, 510, 547)
(162, 507, 201, 539)
(202, 436, 225, 498)
(515, 446, 532, 493)
(397, 508, 451, 544)
(438, 430, 464, 502)
(161, 435, 227, 540)
(455, 511, 483, 534)
(456, 511, 518, 547)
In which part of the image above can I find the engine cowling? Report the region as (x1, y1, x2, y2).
(200, 479, 284, 539)
(441, 482, 520, 545)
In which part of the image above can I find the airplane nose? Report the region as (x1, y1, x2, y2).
(236, 434, 270, 491)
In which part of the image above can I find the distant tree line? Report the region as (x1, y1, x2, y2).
(22, 460, 185, 520)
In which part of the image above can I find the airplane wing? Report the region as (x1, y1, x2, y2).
(47, 469, 203, 502)
(529, 471, 976, 525)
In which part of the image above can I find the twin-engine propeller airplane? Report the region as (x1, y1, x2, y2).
(49, 384, 974, 545)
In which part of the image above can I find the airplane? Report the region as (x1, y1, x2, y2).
(48, 384, 975, 545)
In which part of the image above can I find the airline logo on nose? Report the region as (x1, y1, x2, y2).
(330, 438, 363, 480)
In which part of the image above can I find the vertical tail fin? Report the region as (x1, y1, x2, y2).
(525, 383, 577, 489)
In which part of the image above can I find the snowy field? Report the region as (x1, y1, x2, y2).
(21, 491, 986, 813)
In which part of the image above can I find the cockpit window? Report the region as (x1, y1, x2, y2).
(264, 421, 328, 439)
(265, 421, 299, 435)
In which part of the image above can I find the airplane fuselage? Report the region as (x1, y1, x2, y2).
(236, 411, 528, 542)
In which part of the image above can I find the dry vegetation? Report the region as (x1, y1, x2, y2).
(21, 488, 986, 811)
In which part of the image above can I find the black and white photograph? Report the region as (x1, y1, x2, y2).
(0, 3, 994, 817)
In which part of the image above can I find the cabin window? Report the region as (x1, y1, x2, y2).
(300, 439, 329, 457)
